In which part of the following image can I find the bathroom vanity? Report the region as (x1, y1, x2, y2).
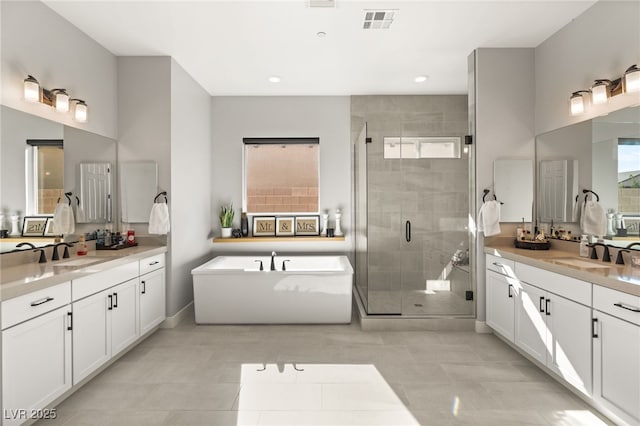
(484, 243, 640, 426)
(0, 246, 166, 426)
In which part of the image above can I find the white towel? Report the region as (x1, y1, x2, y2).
(52, 202, 75, 235)
(75, 203, 86, 223)
(572, 197, 581, 223)
(581, 200, 606, 236)
(478, 201, 501, 237)
(148, 203, 170, 235)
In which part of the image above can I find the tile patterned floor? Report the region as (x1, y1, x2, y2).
(36, 317, 613, 426)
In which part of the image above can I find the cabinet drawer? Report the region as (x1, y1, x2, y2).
(140, 253, 165, 275)
(72, 261, 138, 301)
(486, 254, 515, 276)
(515, 262, 591, 306)
(594, 286, 640, 326)
(1, 282, 71, 330)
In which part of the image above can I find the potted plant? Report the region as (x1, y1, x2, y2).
(219, 203, 234, 238)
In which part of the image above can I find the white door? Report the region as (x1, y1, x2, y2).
(2, 306, 72, 426)
(72, 289, 111, 384)
(111, 278, 139, 356)
(515, 282, 547, 364)
(594, 311, 640, 424)
(486, 270, 515, 342)
(546, 294, 592, 395)
(140, 268, 166, 335)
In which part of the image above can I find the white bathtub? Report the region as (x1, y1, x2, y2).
(191, 255, 353, 324)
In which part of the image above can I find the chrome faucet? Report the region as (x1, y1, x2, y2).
(270, 251, 277, 271)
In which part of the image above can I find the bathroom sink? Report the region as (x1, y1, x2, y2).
(546, 258, 611, 269)
(53, 257, 102, 267)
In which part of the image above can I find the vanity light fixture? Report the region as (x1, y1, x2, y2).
(71, 99, 88, 123)
(570, 90, 590, 116)
(23, 75, 40, 102)
(591, 80, 610, 105)
(22, 75, 88, 122)
(625, 64, 640, 93)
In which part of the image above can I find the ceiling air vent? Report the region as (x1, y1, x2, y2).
(363, 9, 397, 30)
(309, 0, 335, 7)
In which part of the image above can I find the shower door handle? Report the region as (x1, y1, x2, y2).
(406, 220, 411, 242)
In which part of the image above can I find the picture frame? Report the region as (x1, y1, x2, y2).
(44, 217, 59, 237)
(22, 216, 48, 237)
(295, 215, 320, 236)
(276, 217, 295, 237)
(252, 216, 276, 237)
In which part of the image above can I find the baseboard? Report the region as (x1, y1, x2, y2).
(475, 320, 493, 334)
(161, 301, 194, 329)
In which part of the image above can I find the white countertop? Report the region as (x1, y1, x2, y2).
(484, 243, 640, 297)
(0, 245, 167, 301)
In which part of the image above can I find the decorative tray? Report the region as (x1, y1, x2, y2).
(514, 239, 551, 250)
(96, 242, 138, 251)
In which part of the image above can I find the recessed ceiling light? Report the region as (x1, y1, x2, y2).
(414, 75, 428, 83)
(268, 76, 281, 83)
(317, 31, 327, 38)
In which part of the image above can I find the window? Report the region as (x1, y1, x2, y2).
(383, 136, 461, 159)
(618, 138, 640, 215)
(243, 138, 319, 214)
(26, 139, 64, 215)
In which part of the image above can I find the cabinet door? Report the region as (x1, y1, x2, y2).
(2, 306, 71, 426)
(486, 270, 515, 342)
(594, 311, 640, 424)
(515, 282, 547, 365)
(72, 289, 111, 384)
(111, 278, 139, 356)
(140, 268, 166, 335)
(546, 294, 592, 395)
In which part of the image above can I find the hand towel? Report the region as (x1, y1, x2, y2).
(75, 203, 86, 223)
(477, 200, 501, 237)
(148, 203, 170, 235)
(52, 202, 75, 235)
(581, 200, 606, 236)
(572, 197, 581, 223)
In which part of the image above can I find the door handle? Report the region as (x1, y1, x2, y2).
(141, 280, 146, 294)
(545, 298, 551, 316)
(406, 220, 411, 242)
(113, 292, 118, 308)
(539, 296, 545, 313)
(108, 294, 113, 310)
(508, 284, 513, 298)
(592, 317, 598, 338)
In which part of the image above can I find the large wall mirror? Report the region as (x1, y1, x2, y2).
(1, 105, 117, 247)
(536, 105, 640, 245)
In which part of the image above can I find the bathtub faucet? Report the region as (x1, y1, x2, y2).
(270, 251, 277, 271)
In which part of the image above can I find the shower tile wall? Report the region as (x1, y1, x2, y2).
(352, 95, 469, 315)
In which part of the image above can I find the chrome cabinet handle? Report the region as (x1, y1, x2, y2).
(30, 297, 54, 307)
(614, 302, 640, 313)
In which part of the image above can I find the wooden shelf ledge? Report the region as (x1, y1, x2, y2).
(212, 236, 345, 243)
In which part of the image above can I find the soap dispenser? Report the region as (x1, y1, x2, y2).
(579, 234, 589, 257)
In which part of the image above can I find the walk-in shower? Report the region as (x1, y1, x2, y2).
(352, 95, 475, 317)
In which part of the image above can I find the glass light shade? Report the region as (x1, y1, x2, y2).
(23, 79, 40, 102)
(570, 94, 585, 115)
(55, 91, 69, 113)
(591, 83, 608, 105)
(74, 102, 88, 123)
(625, 68, 640, 93)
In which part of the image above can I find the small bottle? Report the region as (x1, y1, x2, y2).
(77, 235, 88, 256)
(127, 229, 136, 245)
(580, 234, 589, 257)
(104, 230, 112, 246)
(241, 212, 249, 237)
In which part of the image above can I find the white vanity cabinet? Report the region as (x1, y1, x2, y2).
(485, 254, 517, 342)
(514, 263, 592, 395)
(1, 283, 72, 426)
(592, 286, 640, 425)
(71, 262, 139, 384)
(139, 254, 166, 335)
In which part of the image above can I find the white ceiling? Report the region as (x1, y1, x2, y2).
(44, 0, 597, 96)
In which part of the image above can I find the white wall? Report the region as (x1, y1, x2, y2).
(473, 48, 536, 323)
(210, 96, 352, 254)
(1, 1, 117, 139)
(169, 59, 212, 316)
(535, 0, 640, 135)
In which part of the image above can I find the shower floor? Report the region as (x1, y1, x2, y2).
(367, 290, 474, 316)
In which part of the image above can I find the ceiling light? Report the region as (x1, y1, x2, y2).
(570, 91, 590, 116)
(625, 64, 640, 93)
(23, 75, 40, 102)
(268, 76, 281, 83)
(591, 80, 610, 105)
(415, 75, 428, 83)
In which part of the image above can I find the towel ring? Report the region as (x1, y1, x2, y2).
(57, 192, 73, 205)
(154, 191, 168, 203)
(583, 189, 600, 203)
(75, 196, 80, 206)
(482, 189, 504, 205)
